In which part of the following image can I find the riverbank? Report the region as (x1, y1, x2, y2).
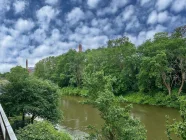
(60, 87, 184, 109)
(122, 92, 181, 109)
(60, 87, 88, 97)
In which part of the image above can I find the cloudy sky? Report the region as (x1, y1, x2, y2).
(0, 0, 186, 72)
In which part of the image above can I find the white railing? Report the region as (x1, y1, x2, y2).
(0, 104, 17, 140)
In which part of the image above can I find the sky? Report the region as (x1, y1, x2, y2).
(0, 0, 186, 73)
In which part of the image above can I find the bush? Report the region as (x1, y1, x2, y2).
(16, 121, 72, 140)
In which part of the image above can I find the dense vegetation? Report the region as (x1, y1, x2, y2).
(0, 66, 61, 124)
(34, 25, 186, 108)
(166, 96, 186, 139)
(17, 121, 71, 140)
(0, 66, 71, 139)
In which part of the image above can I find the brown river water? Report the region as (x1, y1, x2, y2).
(60, 96, 181, 140)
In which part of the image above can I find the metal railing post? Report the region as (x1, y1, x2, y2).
(0, 104, 17, 140)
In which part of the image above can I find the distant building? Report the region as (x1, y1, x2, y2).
(28, 67, 35, 73)
(26, 59, 35, 73)
(78, 44, 82, 52)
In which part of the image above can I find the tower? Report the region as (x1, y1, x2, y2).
(26, 59, 28, 70)
(78, 44, 82, 52)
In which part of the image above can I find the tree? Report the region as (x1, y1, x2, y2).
(0, 66, 29, 118)
(84, 71, 146, 140)
(17, 121, 71, 140)
(166, 96, 186, 139)
(56, 49, 84, 87)
(84, 37, 138, 95)
(20, 77, 61, 124)
(138, 32, 186, 95)
(34, 56, 58, 83)
(0, 66, 61, 126)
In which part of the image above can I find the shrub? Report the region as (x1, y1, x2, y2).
(16, 121, 72, 140)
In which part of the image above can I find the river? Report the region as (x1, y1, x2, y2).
(60, 96, 181, 140)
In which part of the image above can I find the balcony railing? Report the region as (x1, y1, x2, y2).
(0, 104, 17, 140)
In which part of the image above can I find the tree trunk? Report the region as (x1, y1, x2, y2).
(109, 130, 114, 140)
(22, 110, 25, 127)
(162, 72, 171, 96)
(31, 114, 35, 124)
(178, 72, 185, 95)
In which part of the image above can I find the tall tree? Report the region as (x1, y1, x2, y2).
(138, 32, 186, 95)
(84, 71, 146, 140)
(0, 66, 61, 125)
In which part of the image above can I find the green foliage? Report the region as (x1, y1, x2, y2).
(16, 121, 72, 140)
(84, 71, 146, 140)
(34, 50, 85, 87)
(166, 96, 186, 140)
(33, 25, 186, 111)
(138, 32, 186, 95)
(6, 66, 29, 83)
(60, 87, 88, 97)
(123, 92, 180, 108)
(0, 66, 61, 125)
(34, 56, 58, 82)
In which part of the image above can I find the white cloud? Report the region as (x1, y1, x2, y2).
(36, 6, 59, 29)
(91, 18, 109, 27)
(111, 0, 129, 9)
(147, 10, 158, 24)
(31, 28, 47, 43)
(87, 0, 100, 8)
(15, 18, 35, 33)
(171, 0, 186, 13)
(156, 0, 172, 11)
(75, 26, 101, 36)
(122, 5, 135, 21)
(1, 0, 186, 73)
(126, 16, 140, 31)
(45, 0, 58, 5)
(126, 31, 146, 46)
(68, 24, 108, 49)
(127, 24, 167, 46)
(97, 0, 129, 16)
(147, 10, 171, 24)
(0, 0, 10, 21)
(140, 0, 151, 6)
(158, 11, 170, 23)
(51, 29, 61, 41)
(0, 63, 15, 73)
(1, 35, 14, 48)
(0, 35, 16, 65)
(146, 25, 166, 39)
(66, 7, 85, 24)
(32, 45, 52, 57)
(82, 35, 108, 49)
(13, 0, 27, 14)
